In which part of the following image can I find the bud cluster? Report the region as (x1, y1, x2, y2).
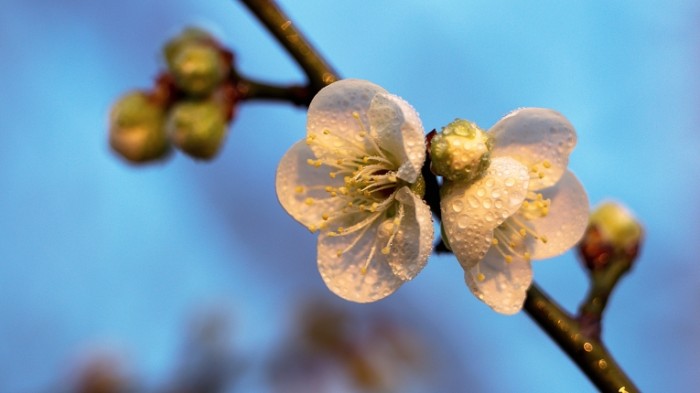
(109, 27, 237, 163)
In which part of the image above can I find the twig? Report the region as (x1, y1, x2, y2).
(238, 0, 339, 91)
(524, 284, 639, 393)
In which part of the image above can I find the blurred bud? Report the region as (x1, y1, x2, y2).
(164, 28, 227, 96)
(163, 27, 215, 66)
(429, 119, 491, 182)
(578, 201, 643, 271)
(109, 91, 170, 163)
(167, 99, 228, 160)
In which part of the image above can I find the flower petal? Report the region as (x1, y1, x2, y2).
(306, 79, 387, 160)
(465, 247, 533, 315)
(386, 187, 434, 280)
(525, 171, 590, 259)
(489, 108, 577, 190)
(441, 157, 529, 269)
(367, 93, 425, 183)
(275, 141, 345, 230)
(317, 220, 404, 303)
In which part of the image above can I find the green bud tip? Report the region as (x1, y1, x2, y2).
(169, 43, 227, 96)
(430, 119, 492, 182)
(579, 201, 643, 271)
(167, 99, 228, 160)
(163, 27, 216, 67)
(109, 91, 170, 163)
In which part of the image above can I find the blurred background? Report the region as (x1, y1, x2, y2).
(1, 0, 698, 392)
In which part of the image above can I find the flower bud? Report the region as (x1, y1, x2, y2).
(167, 99, 227, 160)
(164, 28, 227, 97)
(108, 91, 170, 163)
(169, 43, 227, 96)
(163, 27, 214, 66)
(429, 119, 491, 182)
(578, 201, 643, 271)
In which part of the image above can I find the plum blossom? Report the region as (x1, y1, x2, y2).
(439, 108, 589, 314)
(276, 79, 433, 302)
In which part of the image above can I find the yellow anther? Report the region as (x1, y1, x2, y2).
(295, 186, 304, 194)
(325, 186, 333, 192)
(359, 131, 367, 137)
(322, 212, 330, 221)
(308, 224, 317, 233)
(524, 251, 531, 262)
(540, 235, 549, 244)
(352, 111, 360, 119)
(323, 129, 330, 135)
(538, 172, 545, 179)
(336, 250, 343, 257)
(339, 187, 348, 195)
(477, 273, 486, 282)
(337, 227, 345, 233)
(329, 172, 337, 178)
(505, 255, 513, 263)
(542, 160, 552, 169)
(360, 266, 367, 275)
(519, 228, 527, 237)
(492, 238, 499, 245)
(362, 156, 369, 163)
(304, 198, 314, 206)
(381, 247, 390, 255)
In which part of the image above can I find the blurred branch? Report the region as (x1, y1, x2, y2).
(239, 1, 640, 392)
(238, 0, 339, 91)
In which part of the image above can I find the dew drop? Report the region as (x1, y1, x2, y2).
(482, 199, 492, 209)
(457, 216, 469, 229)
(452, 199, 464, 212)
(494, 199, 504, 209)
(476, 188, 486, 197)
(467, 195, 479, 208)
(505, 178, 515, 187)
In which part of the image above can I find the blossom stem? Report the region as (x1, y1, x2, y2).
(524, 284, 639, 393)
(577, 254, 635, 339)
(237, 0, 339, 91)
(232, 70, 311, 106)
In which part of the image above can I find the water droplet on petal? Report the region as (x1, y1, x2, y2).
(452, 199, 464, 212)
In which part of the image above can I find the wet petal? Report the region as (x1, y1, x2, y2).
(441, 157, 529, 269)
(368, 93, 425, 183)
(306, 79, 386, 160)
(489, 108, 576, 190)
(386, 187, 433, 280)
(465, 247, 533, 315)
(317, 219, 404, 303)
(525, 171, 589, 259)
(275, 141, 345, 230)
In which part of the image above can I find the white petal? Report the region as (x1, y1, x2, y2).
(465, 247, 533, 315)
(275, 141, 345, 230)
(386, 187, 434, 280)
(489, 108, 577, 190)
(306, 79, 386, 160)
(317, 219, 404, 303)
(441, 157, 529, 269)
(368, 93, 425, 183)
(526, 171, 590, 259)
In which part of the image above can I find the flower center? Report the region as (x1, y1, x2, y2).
(301, 112, 408, 273)
(484, 191, 551, 278)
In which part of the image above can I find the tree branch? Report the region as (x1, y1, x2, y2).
(524, 284, 638, 393)
(238, 0, 339, 91)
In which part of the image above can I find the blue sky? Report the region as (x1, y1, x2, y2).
(1, 1, 698, 392)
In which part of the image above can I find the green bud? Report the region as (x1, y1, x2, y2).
(164, 28, 226, 96)
(169, 43, 226, 96)
(589, 202, 643, 252)
(163, 27, 214, 67)
(579, 201, 643, 271)
(167, 99, 228, 160)
(430, 119, 491, 182)
(109, 91, 170, 163)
